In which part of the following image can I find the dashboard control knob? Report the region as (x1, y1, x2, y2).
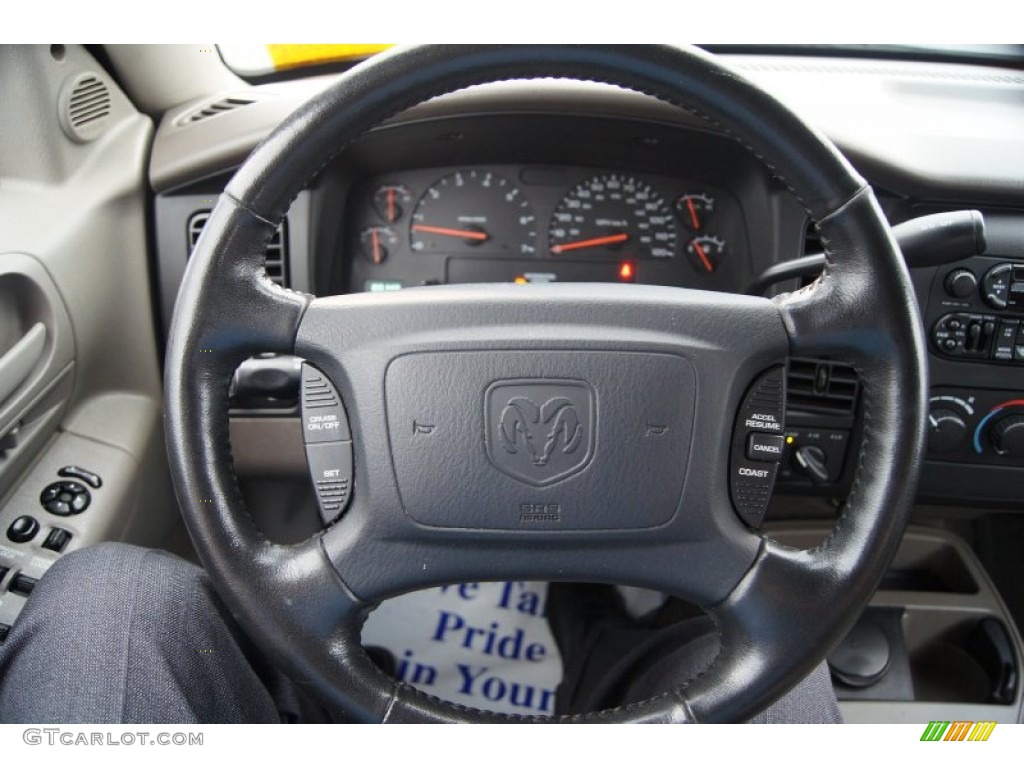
(982, 264, 1011, 310)
(990, 414, 1024, 457)
(944, 268, 978, 298)
(794, 445, 829, 484)
(927, 408, 968, 453)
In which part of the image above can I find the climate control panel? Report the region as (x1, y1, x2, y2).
(927, 387, 1024, 466)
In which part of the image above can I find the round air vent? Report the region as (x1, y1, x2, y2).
(58, 72, 112, 143)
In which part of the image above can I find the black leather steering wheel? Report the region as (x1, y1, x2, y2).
(165, 45, 927, 723)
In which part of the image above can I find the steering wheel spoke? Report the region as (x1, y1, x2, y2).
(299, 284, 786, 609)
(686, 189, 931, 721)
(775, 189, 919, 366)
(321, 509, 764, 609)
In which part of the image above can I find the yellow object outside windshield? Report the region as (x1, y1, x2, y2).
(265, 44, 392, 71)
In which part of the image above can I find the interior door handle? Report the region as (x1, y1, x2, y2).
(0, 322, 47, 406)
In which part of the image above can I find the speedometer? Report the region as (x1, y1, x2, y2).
(548, 174, 677, 259)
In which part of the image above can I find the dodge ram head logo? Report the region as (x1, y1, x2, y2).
(485, 380, 595, 486)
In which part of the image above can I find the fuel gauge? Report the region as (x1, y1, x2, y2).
(360, 227, 397, 265)
(677, 193, 716, 232)
(373, 185, 412, 224)
(686, 235, 726, 274)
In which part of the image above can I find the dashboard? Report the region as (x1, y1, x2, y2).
(150, 58, 1024, 512)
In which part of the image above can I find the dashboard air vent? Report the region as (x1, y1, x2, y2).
(188, 211, 289, 287)
(58, 72, 112, 143)
(787, 358, 859, 415)
(184, 96, 257, 124)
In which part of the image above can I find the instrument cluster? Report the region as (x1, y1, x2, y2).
(344, 165, 750, 294)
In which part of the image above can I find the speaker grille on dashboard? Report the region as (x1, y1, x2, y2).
(59, 72, 112, 143)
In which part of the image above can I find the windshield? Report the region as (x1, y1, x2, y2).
(705, 43, 1024, 67)
(218, 44, 1024, 81)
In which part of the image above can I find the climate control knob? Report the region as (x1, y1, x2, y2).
(794, 445, 829, 484)
(928, 408, 968, 453)
(944, 268, 978, 299)
(991, 414, 1024, 457)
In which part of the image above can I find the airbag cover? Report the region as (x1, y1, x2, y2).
(385, 350, 694, 530)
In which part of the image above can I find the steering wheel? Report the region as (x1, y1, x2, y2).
(165, 45, 927, 723)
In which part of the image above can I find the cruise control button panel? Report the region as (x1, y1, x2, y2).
(730, 365, 786, 529)
(301, 365, 351, 443)
(305, 443, 353, 522)
(301, 364, 354, 524)
(747, 433, 785, 462)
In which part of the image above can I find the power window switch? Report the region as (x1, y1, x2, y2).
(42, 528, 72, 553)
(11, 573, 37, 597)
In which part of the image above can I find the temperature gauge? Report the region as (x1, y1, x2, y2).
(677, 193, 715, 232)
(686, 235, 726, 274)
(360, 227, 397, 265)
(373, 185, 412, 224)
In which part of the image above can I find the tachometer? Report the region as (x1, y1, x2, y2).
(549, 174, 677, 259)
(410, 170, 536, 255)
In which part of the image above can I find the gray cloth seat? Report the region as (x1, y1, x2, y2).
(0, 543, 840, 723)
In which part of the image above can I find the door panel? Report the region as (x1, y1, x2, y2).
(0, 45, 178, 632)
(0, 254, 75, 494)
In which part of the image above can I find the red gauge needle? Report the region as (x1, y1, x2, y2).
(371, 228, 381, 264)
(692, 240, 714, 273)
(551, 233, 629, 254)
(387, 188, 395, 223)
(411, 224, 489, 241)
(685, 197, 701, 231)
